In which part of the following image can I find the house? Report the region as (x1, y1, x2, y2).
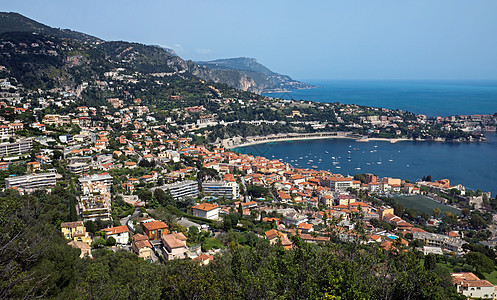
(131, 234, 153, 260)
(161, 233, 188, 260)
(60, 221, 92, 244)
(192, 203, 220, 220)
(452, 272, 496, 299)
(264, 229, 292, 250)
(142, 220, 168, 240)
(193, 253, 214, 265)
(103, 225, 130, 245)
(67, 240, 92, 258)
(297, 223, 314, 233)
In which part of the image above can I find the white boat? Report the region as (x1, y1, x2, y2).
(377, 158, 382, 165)
(335, 166, 341, 169)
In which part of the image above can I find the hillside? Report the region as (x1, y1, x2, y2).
(0, 12, 102, 43)
(0, 12, 313, 94)
(197, 57, 314, 93)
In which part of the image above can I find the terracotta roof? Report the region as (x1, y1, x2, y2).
(134, 239, 152, 249)
(192, 203, 219, 212)
(162, 233, 186, 249)
(103, 225, 129, 235)
(142, 220, 168, 231)
(61, 221, 84, 228)
(132, 233, 149, 242)
(193, 253, 214, 262)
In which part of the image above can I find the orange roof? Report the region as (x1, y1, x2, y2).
(103, 225, 129, 235)
(192, 203, 219, 212)
(142, 220, 168, 231)
(298, 223, 313, 230)
(193, 253, 214, 262)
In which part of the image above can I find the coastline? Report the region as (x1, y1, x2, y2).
(226, 132, 413, 149)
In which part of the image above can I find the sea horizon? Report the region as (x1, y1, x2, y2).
(264, 79, 497, 118)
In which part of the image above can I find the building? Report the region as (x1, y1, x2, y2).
(67, 162, 90, 174)
(60, 221, 92, 244)
(67, 240, 92, 258)
(78, 173, 113, 190)
(452, 272, 496, 299)
(103, 225, 130, 245)
(413, 232, 466, 254)
(152, 180, 199, 200)
(264, 229, 292, 250)
(142, 220, 168, 240)
(202, 181, 238, 200)
(0, 138, 32, 157)
(320, 176, 354, 191)
(161, 233, 188, 260)
(5, 172, 57, 191)
(0, 162, 8, 171)
(192, 203, 220, 220)
(78, 194, 112, 221)
(131, 234, 153, 260)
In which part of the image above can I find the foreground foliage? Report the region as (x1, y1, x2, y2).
(0, 191, 464, 299)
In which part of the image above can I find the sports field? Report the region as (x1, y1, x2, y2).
(394, 195, 461, 216)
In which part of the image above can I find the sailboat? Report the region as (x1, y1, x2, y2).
(377, 158, 382, 165)
(388, 155, 394, 162)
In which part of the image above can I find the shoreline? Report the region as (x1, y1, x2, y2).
(227, 133, 414, 150)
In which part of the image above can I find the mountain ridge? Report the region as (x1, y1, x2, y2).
(0, 12, 312, 94)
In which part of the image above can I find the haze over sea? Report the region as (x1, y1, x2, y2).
(235, 80, 497, 195)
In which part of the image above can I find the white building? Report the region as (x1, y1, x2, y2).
(5, 171, 57, 191)
(192, 203, 220, 220)
(152, 180, 199, 200)
(103, 225, 130, 245)
(452, 272, 496, 299)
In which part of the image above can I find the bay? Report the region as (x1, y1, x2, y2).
(237, 80, 497, 195)
(234, 135, 497, 196)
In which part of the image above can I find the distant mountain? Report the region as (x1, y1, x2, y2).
(197, 57, 314, 93)
(0, 12, 102, 43)
(0, 12, 312, 94)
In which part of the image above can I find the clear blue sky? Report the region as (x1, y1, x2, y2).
(3, 0, 497, 80)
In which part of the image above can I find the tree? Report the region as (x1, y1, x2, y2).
(106, 236, 116, 246)
(393, 203, 404, 217)
(470, 214, 487, 228)
(465, 252, 495, 274)
(424, 253, 437, 270)
(85, 220, 98, 234)
(461, 208, 470, 217)
(432, 208, 441, 218)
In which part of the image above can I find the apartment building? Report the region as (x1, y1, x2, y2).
(202, 181, 238, 200)
(152, 180, 199, 200)
(5, 171, 57, 190)
(0, 138, 32, 157)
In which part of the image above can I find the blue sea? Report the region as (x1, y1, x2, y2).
(265, 80, 497, 117)
(235, 80, 497, 195)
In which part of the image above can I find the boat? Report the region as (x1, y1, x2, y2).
(366, 162, 371, 165)
(325, 151, 329, 154)
(354, 148, 359, 151)
(312, 165, 318, 169)
(335, 166, 341, 169)
(377, 158, 382, 165)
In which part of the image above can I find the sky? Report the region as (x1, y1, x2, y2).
(2, 0, 497, 81)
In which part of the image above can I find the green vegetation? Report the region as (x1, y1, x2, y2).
(394, 195, 461, 216)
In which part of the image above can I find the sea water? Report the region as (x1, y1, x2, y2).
(265, 80, 497, 117)
(236, 80, 497, 194)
